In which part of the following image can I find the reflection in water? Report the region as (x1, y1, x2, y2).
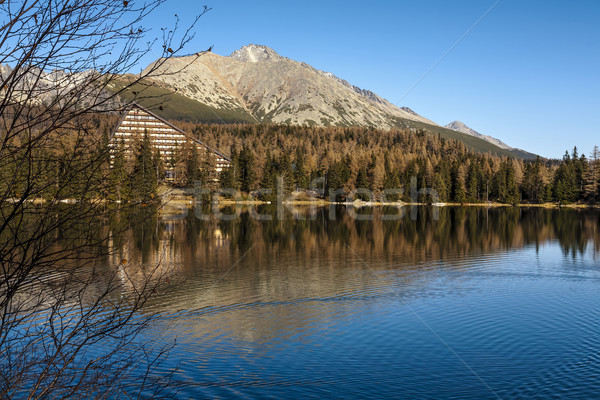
(113, 206, 599, 273)
(109, 206, 600, 399)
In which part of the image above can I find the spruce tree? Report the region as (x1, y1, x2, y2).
(185, 141, 201, 187)
(110, 139, 128, 202)
(433, 172, 448, 202)
(505, 160, 520, 205)
(95, 127, 111, 199)
(219, 164, 236, 191)
(383, 155, 401, 202)
(326, 160, 348, 201)
(258, 150, 278, 202)
(153, 148, 165, 183)
(521, 157, 545, 203)
(355, 167, 370, 201)
(466, 161, 481, 203)
(220, 146, 240, 192)
(278, 152, 294, 198)
(583, 145, 600, 203)
(293, 146, 308, 189)
(553, 151, 577, 203)
(238, 145, 255, 193)
(130, 130, 157, 202)
(451, 162, 467, 204)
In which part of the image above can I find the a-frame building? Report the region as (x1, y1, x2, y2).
(109, 103, 230, 181)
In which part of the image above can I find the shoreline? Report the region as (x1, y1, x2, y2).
(160, 197, 599, 209)
(8, 196, 598, 210)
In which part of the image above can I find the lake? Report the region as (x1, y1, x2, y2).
(113, 205, 600, 399)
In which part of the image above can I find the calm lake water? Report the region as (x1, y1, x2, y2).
(113, 206, 600, 399)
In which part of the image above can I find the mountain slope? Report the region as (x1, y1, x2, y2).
(142, 44, 437, 128)
(107, 77, 257, 124)
(444, 121, 536, 159)
(4, 43, 535, 159)
(135, 44, 536, 159)
(445, 121, 511, 150)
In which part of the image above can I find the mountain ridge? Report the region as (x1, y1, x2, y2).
(141, 44, 439, 128)
(133, 44, 535, 158)
(1, 43, 536, 159)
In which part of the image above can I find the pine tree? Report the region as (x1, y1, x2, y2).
(293, 146, 309, 189)
(570, 146, 587, 199)
(341, 154, 352, 184)
(220, 146, 240, 191)
(433, 172, 448, 202)
(451, 162, 467, 204)
(402, 159, 418, 202)
(219, 163, 236, 191)
(466, 161, 481, 203)
(278, 152, 295, 198)
(583, 145, 600, 203)
(153, 148, 165, 184)
(169, 141, 186, 186)
(184, 141, 202, 187)
(368, 154, 384, 193)
(95, 127, 111, 199)
(383, 153, 401, 201)
(505, 160, 520, 205)
(355, 166, 370, 201)
(553, 151, 577, 203)
(326, 160, 348, 201)
(258, 150, 278, 202)
(200, 146, 213, 184)
(110, 138, 128, 202)
(521, 157, 545, 203)
(238, 145, 255, 193)
(130, 130, 157, 202)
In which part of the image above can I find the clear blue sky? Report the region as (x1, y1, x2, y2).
(141, 0, 600, 158)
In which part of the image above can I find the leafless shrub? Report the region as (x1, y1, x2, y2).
(0, 0, 207, 397)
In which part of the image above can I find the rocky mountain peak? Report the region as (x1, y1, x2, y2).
(401, 107, 420, 116)
(445, 121, 512, 150)
(445, 121, 470, 132)
(229, 44, 285, 63)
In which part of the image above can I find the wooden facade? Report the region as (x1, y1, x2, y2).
(109, 103, 230, 180)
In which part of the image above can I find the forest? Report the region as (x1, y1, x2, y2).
(189, 122, 599, 205)
(2, 116, 599, 205)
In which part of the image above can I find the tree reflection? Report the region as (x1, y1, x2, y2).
(103, 206, 599, 272)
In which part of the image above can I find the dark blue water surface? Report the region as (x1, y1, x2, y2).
(120, 206, 600, 399)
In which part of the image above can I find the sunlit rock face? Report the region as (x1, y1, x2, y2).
(142, 44, 437, 128)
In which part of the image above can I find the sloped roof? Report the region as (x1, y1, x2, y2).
(111, 102, 231, 162)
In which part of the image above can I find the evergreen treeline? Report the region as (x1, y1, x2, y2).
(181, 122, 599, 205)
(2, 116, 599, 205)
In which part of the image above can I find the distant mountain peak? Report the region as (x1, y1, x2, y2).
(446, 121, 470, 132)
(445, 121, 512, 150)
(229, 44, 285, 63)
(400, 107, 419, 116)
(139, 46, 536, 157)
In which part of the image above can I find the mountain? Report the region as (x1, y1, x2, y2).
(138, 44, 438, 128)
(4, 43, 536, 159)
(0, 63, 117, 110)
(445, 121, 512, 150)
(229, 44, 287, 63)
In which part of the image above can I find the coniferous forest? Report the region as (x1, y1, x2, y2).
(2, 114, 599, 205)
(188, 122, 599, 205)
